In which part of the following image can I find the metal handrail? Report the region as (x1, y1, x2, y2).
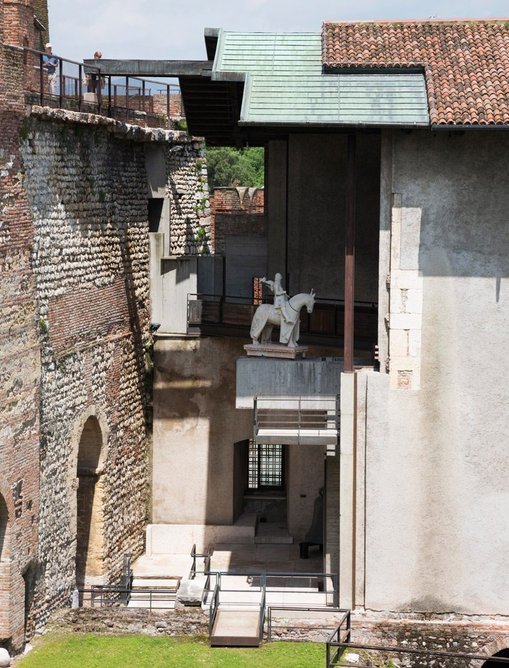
(208, 570, 338, 604)
(326, 619, 509, 667)
(188, 292, 377, 309)
(208, 582, 220, 635)
(190, 543, 211, 579)
(81, 586, 178, 611)
(259, 575, 266, 642)
(254, 396, 340, 443)
(10, 45, 180, 127)
(267, 606, 348, 643)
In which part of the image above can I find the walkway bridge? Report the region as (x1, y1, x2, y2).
(208, 570, 338, 647)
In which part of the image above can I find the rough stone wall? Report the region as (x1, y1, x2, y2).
(166, 140, 210, 256)
(0, 35, 41, 653)
(152, 93, 183, 120)
(49, 606, 209, 637)
(351, 618, 509, 667)
(18, 110, 153, 632)
(13, 108, 207, 640)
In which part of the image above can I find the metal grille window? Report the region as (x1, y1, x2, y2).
(248, 441, 284, 489)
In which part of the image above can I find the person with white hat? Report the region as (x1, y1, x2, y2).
(42, 42, 58, 95)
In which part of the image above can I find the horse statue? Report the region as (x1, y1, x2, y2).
(250, 288, 316, 348)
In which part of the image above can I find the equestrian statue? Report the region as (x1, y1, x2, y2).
(250, 272, 316, 348)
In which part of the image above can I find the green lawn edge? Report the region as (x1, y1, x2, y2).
(16, 632, 326, 668)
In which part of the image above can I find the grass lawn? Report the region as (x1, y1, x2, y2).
(17, 633, 326, 667)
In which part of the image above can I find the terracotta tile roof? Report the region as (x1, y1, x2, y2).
(322, 19, 509, 126)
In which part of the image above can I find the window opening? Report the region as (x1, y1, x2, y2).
(248, 441, 284, 489)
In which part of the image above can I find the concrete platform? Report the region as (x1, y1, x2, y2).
(210, 608, 261, 647)
(146, 518, 257, 555)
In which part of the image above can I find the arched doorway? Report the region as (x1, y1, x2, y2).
(76, 416, 105, 589)
(0, 494, 10, 638)
(482, 649, 509, 667)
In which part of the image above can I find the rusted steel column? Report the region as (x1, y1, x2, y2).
(343, 133, 356, 372)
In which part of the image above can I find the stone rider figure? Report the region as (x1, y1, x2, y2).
(261, 273, 292, 324)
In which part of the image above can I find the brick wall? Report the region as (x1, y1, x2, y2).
(209, 187, 265, 255)
(3, 0, 39, 48)
(0, 25, 41, 653)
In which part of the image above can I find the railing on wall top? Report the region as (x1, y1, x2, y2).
(326, 615, 509, 667)
(13, 45, 182, 129)
(187, 292, 378, 348)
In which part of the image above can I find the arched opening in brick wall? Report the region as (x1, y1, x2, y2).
(76, 417, 105, 588)
(482, 649, 509, 667)
(0, 494, 11, 639)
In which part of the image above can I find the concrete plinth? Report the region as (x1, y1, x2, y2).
(244, 343, 308, 358)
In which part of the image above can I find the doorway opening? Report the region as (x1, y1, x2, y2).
(76, 416, 105, 589)
(244, 441, 287, 526)
(0, 494, 10, 640)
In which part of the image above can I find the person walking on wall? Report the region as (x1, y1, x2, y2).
(42, 42, 58, 95)
(87, 51, 104, 93)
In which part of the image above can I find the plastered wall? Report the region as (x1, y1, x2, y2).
(363, 130, 509, 615)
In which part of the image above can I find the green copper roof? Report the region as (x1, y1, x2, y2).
(212, 31, 429, 127)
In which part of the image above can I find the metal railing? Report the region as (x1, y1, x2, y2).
(190, 543, 211, 579)
(208, 581, 221, 635)
(267, 606, 348, 643)
(207, 571, 338, 607)
(79, 585, 178, 610)
(254, 395, 340, 445)
(12, 45, 181, 128)
(326, 615, 509, 667)
(208, 570, 338, 644)
(187, 292, 378, 345)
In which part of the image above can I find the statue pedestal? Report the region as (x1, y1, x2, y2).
(244, 343, 308, 359)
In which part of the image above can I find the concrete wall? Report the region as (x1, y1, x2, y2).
(287, 445, 325, 541)
(152, 336, 253, 525)
(266, 134, 380, 302)
(362, 130, 509, 615)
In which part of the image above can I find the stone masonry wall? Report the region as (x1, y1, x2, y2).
(166, 140, 210, 256)
(19, 110, 153, 633)
(0, 0, 210, 651)
(13, 107, 208, 639)
(0, 38, 41, 652)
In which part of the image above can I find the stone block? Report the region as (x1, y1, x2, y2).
(390, 269, 423, 290)
(176, 577, 207, 606)
(0, 648, 11, 667)
(389, 313, 422, 329)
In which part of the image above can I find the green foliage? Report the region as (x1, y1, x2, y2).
(206, 146, 264, 189)
(19, 633, 324, 667)
(173, 119, 188, 131)
(194, 226, 207, 242)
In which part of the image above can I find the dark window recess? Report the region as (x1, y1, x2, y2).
(148, 198, 164, 233)
(248, 442, 284, 489)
